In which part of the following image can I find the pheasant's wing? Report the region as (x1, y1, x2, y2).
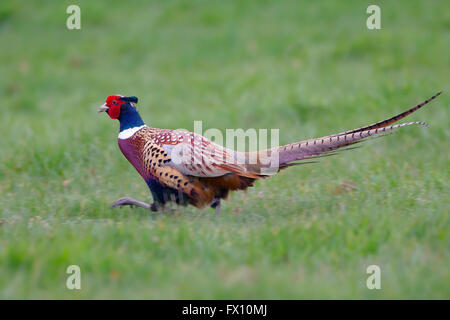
(152, 129, 258, 178)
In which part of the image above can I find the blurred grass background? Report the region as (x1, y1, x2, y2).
(0, 0, 448, 298)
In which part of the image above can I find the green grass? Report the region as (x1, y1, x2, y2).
(0, 0, 449, 299)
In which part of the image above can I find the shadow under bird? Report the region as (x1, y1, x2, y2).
(98, 92, 442, 215)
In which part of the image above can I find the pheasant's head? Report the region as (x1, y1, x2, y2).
(98, 95, 139, 119)
(98, 95, 145, 132)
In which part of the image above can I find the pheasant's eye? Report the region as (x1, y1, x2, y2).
(112, 100, 118, 105)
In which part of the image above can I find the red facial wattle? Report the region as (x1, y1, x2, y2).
(108, 104, 121, 119)
(106, 95, 123, 119)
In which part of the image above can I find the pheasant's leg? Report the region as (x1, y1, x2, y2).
(150, 202, 160, 212)
(111, 197, 154, 210)
(215, 200, 221, 216)
(210, 198, 221, 215)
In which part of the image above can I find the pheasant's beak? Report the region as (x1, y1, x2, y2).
(97, 103, 109, 113)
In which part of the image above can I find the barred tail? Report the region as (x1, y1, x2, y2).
(277, 121, 428, 165)
(328, 91, 441, 137)
(274, 92, 441, 166)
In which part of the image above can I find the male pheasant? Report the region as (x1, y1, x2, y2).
(98, 92, 441, 214)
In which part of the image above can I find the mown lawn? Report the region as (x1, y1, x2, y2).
(0, 0, 448, 299)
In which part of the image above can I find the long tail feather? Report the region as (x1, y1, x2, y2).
(244, 92, 441, 173)
(329, 91, 441, 137)
(273, 92, 441, 167)
(276, 121, 428, 164)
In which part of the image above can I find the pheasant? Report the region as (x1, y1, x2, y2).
(98, 92, 441, 214)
